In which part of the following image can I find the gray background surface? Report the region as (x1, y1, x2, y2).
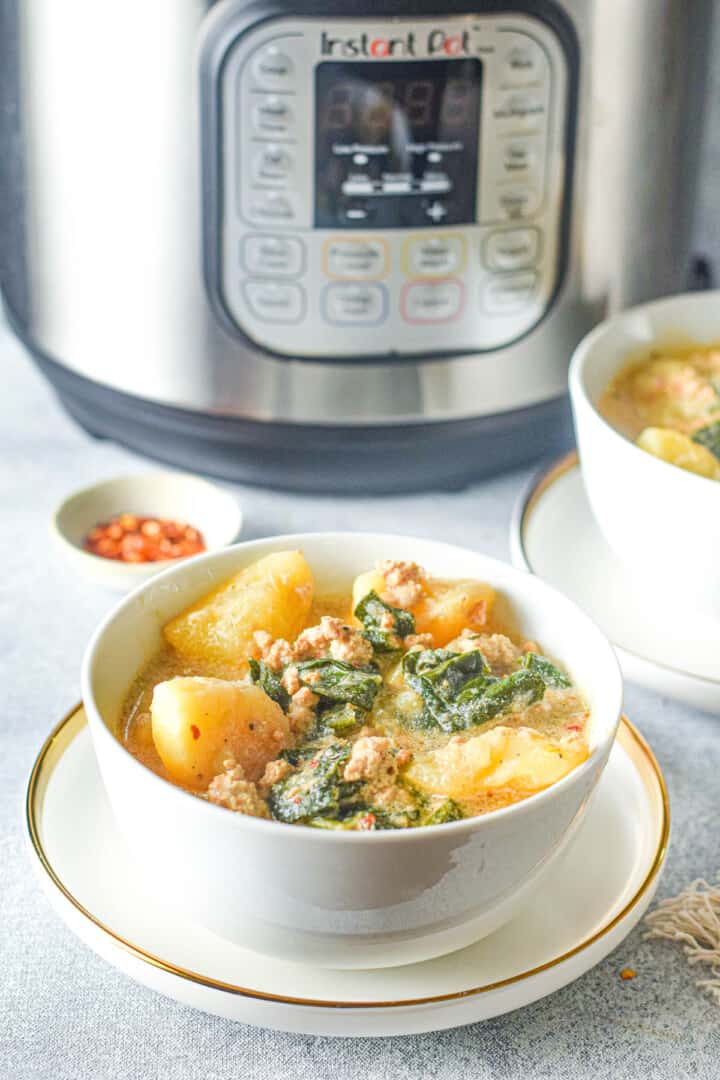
(2, 310, 720, 1077)
(5, 5, 720, 1070)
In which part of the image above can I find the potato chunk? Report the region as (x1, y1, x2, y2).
(351, 569, 386, 613)
(413, 580, 496, 646)
(164, 550, 314, 668)
(352, 569, 495, 648)
(151, 678, 290, 789)
(406, 726, 587, 800)
(636, 427, 720, 480)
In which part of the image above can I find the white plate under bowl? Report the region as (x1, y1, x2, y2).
(26, 706, 668, 1038)
(511, 453, 720, 715)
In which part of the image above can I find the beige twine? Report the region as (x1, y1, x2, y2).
(644, 877, 720, 1004)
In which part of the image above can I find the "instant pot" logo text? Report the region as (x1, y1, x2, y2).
(320, 29, 471, 59)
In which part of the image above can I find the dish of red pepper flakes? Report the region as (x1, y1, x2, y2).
(83, 514, 206, 563)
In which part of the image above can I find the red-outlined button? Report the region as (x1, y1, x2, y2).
(401, 277, 465, 324)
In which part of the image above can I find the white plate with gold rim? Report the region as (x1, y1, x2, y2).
(26, 706, 668, 1038)
(511, 452, 720, 716)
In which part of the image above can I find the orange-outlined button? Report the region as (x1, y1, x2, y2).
(402, 233, 466, 278)
(322, 237, 389, 280)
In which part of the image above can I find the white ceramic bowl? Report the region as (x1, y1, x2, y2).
(569, 291, 720, 620)
(53, 471, 243, 591)
(81, 533, 623, 969)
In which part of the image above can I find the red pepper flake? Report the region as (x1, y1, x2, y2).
(190, 725, 201, 741)
(83, 513, 206, 563)
(620, 968, 637, 981)
(566, 723, 582, 732)
(359, 813, 376, 831)
(309, 758, 318, 768)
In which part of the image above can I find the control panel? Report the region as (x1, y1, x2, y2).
(212, 13, 571, 358)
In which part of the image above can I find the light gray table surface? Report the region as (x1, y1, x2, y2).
(2, 314, 719, 1079)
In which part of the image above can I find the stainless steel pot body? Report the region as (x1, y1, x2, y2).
(0, 0, 710, 486)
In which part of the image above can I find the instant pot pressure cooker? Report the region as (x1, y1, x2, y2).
(0, 0, 710, 491)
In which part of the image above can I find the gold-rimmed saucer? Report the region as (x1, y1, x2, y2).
(26, 704, 668, 1037)
(512, 452, 720, 715)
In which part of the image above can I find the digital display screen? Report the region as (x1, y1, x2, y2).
(315, 59, 482, 229)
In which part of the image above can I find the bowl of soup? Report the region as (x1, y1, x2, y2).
(81, 533, 622, 968)
(569, 291, 720, 619)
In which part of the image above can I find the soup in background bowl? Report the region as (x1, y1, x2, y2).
(82, 532, 622, 968)
(600, 345, 720, 480)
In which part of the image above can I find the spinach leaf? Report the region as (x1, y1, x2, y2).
(422, 798, 464, 826)
(315, 702, 366, 736)
(307, 811, 379, 831)
(247, 658, 290, 711)
(309, 804, 416, 830)
(692, 420, 720, 461)
(417, 648, 491, 699)
(354, 590, 415, 652)
(296, 658, 382, 710)
(402, 648, 495, 732)
(268, 742, 361, 824)
(461, 668, 546, 727)
(403, 648, 546, 732)
(521, 652, 572, 689)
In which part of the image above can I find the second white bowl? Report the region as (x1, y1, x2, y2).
(569, 291, 720, 621)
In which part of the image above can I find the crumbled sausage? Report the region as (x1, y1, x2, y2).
(258, 757, 294, 796)
(446, 628, 483, 652)
(293, 616, 373, 667)
(207, 758, 269, 817)
(468, 600, 489, 628)
(287, 686, 319, 735)
(376, 559, 426, 608)
(447, 630, 521, 672)
(281, 664, 302, 696)
(404, 632, 433, 649)
(252, 631, 294, 672)
(395, 747, 413, 768)
(343, 736, 396, 784)
(473, 633, 523, 670)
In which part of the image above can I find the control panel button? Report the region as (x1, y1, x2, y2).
(253, 96, 294, 136)
(501, 138, 539, 178)
(424, 200, 450, 224)
(323, 238, 388, 280)
(339, 201, 377, 225)
(251, 45, 294, 88)
(242, 235, 304, 276)
(404, 235, 466, 277)
(496, 185, 542, 220)
(402, 279, 464, 323)
(484, 228, 540, 271)
(244, 280, 305, 323)
(483, 271, 538, 313)
(502, 42, 545, 86)
(492, 92, 546, 124)
(323, 283, 387, 325)
(253, 145, 293, 183)
(248, 191, 297, 222)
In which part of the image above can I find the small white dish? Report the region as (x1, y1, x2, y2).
(26, 706, 668, 1038)
(511, 453, 720, 715)
(569, 290, 720, 620)
(52, 471, 243, 591)
(81, 532, 623, 968)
